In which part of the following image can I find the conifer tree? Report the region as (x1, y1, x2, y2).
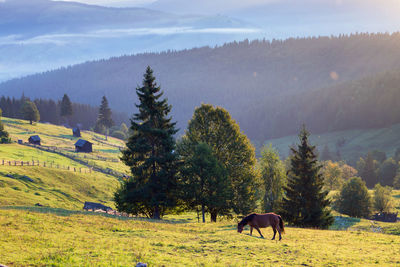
(95, 96, 114, 134)
(115, 66, 178, 219)
(281, 126, 334, 228)
(60, 94, 73, 124)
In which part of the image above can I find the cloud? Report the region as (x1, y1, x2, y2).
(53, 0, 157, 7)
(0, 27, 261, 46)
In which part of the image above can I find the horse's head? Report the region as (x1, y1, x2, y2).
(237, 223, 244, 233)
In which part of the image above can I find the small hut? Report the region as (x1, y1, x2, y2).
(75, 139, 92, 153)
(28, 135, 41, 145)
(72, 127, 81, 137)
(83, 201, 112, 212)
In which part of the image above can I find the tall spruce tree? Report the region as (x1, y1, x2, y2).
(60, 94, 73, 124)
(114, 66, 178, 219)
(95, 96, 114, 134)
(281, 126, 333, 228)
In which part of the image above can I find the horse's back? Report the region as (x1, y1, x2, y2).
(252, 213, 279, 227)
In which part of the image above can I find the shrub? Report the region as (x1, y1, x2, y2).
(373, 184, 394, 213)
(337, 177, 372, 218)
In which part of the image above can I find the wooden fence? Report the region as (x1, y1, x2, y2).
(1, 159, 92, 173)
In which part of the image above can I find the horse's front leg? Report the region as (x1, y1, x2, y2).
(255, 227, 264, 238)
(272, 227, 277, 240)
(250, 226, 253, 236)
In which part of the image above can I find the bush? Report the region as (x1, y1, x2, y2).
(373, 184, 394, 213)
(337, 177, 372, 218)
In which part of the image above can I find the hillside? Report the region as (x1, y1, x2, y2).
(2, 34, 400, 141)
(260, 123, 400, 165)
(0, 117, 129, 209)
(0, 207, 399, 265)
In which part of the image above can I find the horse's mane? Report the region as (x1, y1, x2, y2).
(238, 213, 256, 226)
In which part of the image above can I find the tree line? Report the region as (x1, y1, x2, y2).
(0, 94, 128, 132)
(2, 33, 400, 142)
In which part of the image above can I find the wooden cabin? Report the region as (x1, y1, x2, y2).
(28, 135, 41, 145)
(74, 139, 92, 153)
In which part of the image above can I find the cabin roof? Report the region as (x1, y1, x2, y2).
(75, 139, 92, 147)
(29, 135, 40, 141)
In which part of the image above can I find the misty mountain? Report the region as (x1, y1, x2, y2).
(0, 0, 259, 81)
(1, 33, 400, 142)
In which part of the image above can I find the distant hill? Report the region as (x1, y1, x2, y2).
(2, 33, 400, 141)
(0, 0, 258, 80)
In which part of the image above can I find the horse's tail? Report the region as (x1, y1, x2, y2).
(278, 215, 285, 233)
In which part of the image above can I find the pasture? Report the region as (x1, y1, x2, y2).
(0, 208, 399, 266)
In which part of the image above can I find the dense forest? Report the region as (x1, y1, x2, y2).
(1, 33, 400, 140)
(0, 96, 128, 130)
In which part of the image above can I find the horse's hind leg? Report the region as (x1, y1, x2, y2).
(255, 227, 264, 238)
(250, 226, 253, 236)
(271, 227, 277, 240)
(277, 228, 282, 241)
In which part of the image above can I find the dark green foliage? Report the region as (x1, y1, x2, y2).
(178, 142, 231, 222)
(337, 177, 372, 218)
(4, 34, 400, 142)
(359, 153, 379, 188)
(115, 67, 178, 219)
(0, 95, 128, 131)
(60, 94, 73, 118)
(259, 144, 286, 212)
(95, 96, 114, 132)
(378, 158, 398, 186)
(0, 109, 11, 144)
(280, 126, 334, 229)
(179, 104, 259, 217)
(20, 101, 40, 125)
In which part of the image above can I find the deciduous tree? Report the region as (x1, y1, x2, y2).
(180, 104, 258, 218)
(20, 100, 40, 125)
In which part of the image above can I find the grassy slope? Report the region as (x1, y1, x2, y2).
(261, 123, 400, 161)
(0, 208, 399, 266)
(0, 117, 126, 209)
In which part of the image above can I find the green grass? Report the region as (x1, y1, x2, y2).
(261, 123, 400, 161)
(0, 208, 399, 266)
(1, 117, 400, 266)
(0, 166, 119, 209)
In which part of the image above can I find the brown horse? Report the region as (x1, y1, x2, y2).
(237, 213, 285, 240)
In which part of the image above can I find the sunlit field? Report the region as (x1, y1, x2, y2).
(0, 208, 399, 266)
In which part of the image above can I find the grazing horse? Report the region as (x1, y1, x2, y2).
(237, 213, 285, 240)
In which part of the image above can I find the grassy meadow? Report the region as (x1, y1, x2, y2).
(0, 207, 399, 266)
(1, 117, 400, 266)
